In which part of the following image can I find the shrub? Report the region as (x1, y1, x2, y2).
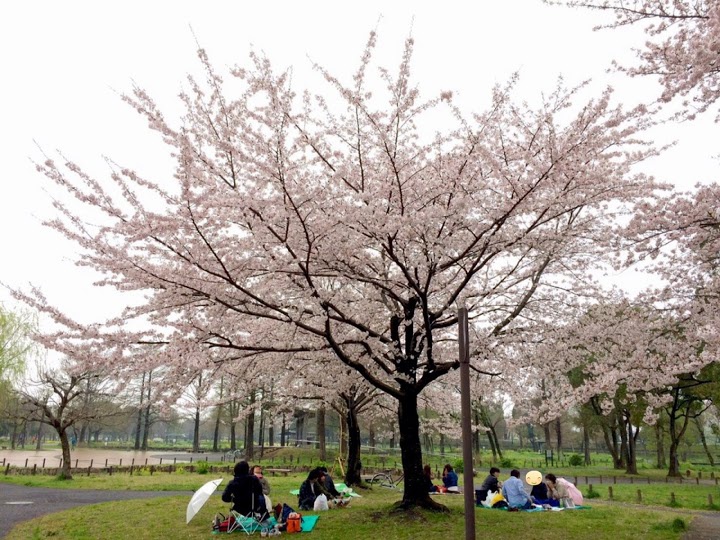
(452, 459, 464, 474)
(670, 518, 686, 532)
(196, 460, 210, 475)
(499, 457, 515, 468)
(585, 485, 600, 499)
(568, 454, 583, 467)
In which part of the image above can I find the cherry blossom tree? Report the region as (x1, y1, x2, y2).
(551, 0, 720, 120)
(20, 33, 665, 509)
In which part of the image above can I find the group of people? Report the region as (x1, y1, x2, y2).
(477, 467, 584, 510)
(298, 466, 348, 510)
(221, 460, 350, 521)
(423, 463, 460, 493)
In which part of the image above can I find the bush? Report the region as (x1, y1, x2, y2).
(585, 485, 600, 499)
(196, 460, 210, 475)
(568, 454, 583, 467)
(499, 457, 515, 468)
(670, 518, 686, 532)
(452, 459, 464, 474)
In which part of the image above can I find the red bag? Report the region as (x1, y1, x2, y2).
(212, 513, 235, 533)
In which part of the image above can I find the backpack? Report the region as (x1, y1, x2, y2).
(286, 512, 302, 533)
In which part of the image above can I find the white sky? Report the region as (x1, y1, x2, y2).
(0, 0, 718, 325)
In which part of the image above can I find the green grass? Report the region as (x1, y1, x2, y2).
(1, 472, 698, 539)
(586, 483, 720, 510)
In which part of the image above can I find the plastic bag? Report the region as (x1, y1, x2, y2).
(314, 493, 329, 511)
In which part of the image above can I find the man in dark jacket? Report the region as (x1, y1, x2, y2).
(476, 467, 501, 505)
(222, 461, 267, 516)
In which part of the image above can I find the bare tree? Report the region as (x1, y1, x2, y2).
(18, 362, 115, 479)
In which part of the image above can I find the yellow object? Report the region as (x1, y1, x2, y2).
(525, 470, 543, 486)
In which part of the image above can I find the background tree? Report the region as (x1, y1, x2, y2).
(17, 362, 115, 479)
(0, 305, 36, 409)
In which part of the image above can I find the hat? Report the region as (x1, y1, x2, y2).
(525, 470, 543, 486)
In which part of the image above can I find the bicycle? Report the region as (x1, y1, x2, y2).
(369, 471, 404, 489)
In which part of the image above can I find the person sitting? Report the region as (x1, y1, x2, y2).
(476, 466, 501, 504)
(442, 464, 459, 492)
(529, 475, 557, 506)
(298, 468, 332, 510)
(253, 464, 272, 511)
(544, 473, 583, 507)
(501, 469, 533, 510)
(423, 464, 439, 492)
(222, 461, 268, 516)
(318, 466, 341, 498)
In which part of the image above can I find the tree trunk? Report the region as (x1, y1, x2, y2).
(340, 413, 348, 457)
(583, 424, 591, 466)
(555, 417, 562, 458)
(344, 404, 362, 486)
(212, 378, 223, 452)
(245, 392, 255, 460)
(397, 389, 446, 511)
(487, 429, 497, 460)
(668, 439, 681, 477)
(666, 386, 695, 478)
(440, 433, 445, 456)
(258, 395, 266, 458)
(134, 373, 145, 450)
(695, 417, 715, 466)
(655, 421, 667, 469)
(280, 413, 286, 447)
(543, 422, 552, 451)
(317, 406, 326, 461)
(192, 405, 201, 453)
(625, 412, 638, 475)
(58, 427, 73, 480)
(141, 371, 152, 450)
(490, 425, 503, 459)
(368, 423, 376, 453)
(35, 422, 44, 451)
(473, 410, 481, 453)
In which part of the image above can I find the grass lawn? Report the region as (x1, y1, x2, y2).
(3, 473, 694, 539)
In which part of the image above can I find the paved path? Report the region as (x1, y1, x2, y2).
(0, 484, 192, 538)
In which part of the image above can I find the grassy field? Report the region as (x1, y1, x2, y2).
(2, 472, 699, 539)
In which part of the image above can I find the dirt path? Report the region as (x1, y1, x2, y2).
(681, 512, 720, 540)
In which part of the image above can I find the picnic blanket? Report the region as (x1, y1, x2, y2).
(477, 505, 592, 512)
(301, 515, 320, 532)
(289, 484, 361, 498)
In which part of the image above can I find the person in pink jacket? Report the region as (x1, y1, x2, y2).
(544, 473, 583, 507)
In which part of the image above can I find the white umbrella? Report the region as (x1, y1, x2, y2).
(186, 478, 223, 524)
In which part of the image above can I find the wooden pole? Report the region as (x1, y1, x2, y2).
(458, 306, 475, 540)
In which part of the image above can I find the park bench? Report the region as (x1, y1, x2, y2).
(265, 468, 292, 476)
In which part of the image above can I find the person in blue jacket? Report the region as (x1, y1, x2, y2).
(442, 464, 459, 491)
(502, 469, 533, 509)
